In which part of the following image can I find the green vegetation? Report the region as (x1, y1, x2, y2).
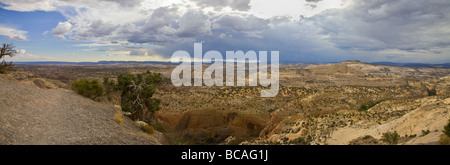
(153, 121, 165, 132)
(100, 71, 163, 135)
(437, 120, 450, 145)
(0, 43, 16, 74)
(381, 131, 399, 145)
(421, 129, 431, 136)
(289, 137, 310, 145)
(117, 70, 162, 121)
(141, 124, 154, 134)
(438, 134, 450, 145)
(101, 70, 162, 121)
(444, 119, 450, 137)
(71, 79, 104, 101)
(103, 77, 116, 101)
(175, 136, 186, 145)
(359, 99, 386, 111)
(349, 135, 379, 145)
(427, 89, 437, 96)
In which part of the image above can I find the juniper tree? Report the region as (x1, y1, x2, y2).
(117, 70, 162, 121)
(0, 43, 17, 74)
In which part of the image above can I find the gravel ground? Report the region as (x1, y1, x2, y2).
(0, 80, 161, 145)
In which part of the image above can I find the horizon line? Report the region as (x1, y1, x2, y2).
(9, 60, 450, 65)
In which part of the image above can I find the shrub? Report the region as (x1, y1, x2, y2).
(142, 124, 154, 134)
(444, 119, 450, 137)
(438, 134, 450, 145)
(382, 131, 399, 145)
(103, 77, 117, 101)
(363, 135, 373, 140)
(349, 135, 379, 145)
(154, 121, 165, 132)
(359, 99, 386, 111)
(134, 121, 154, 134)
(175, 136, 186, 145)
(427, 89, 437, 96)
(289, 137, 310, 145)
(421, 130, 431, 136)
(0, 60, 14, 74)
(71, 79, 104, 101)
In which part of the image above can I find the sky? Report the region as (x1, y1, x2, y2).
(0, 0, 449, 63)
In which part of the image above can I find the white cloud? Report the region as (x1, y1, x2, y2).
(0, 25, 28, 41)
(218, 33, 227, 39)
(0, 0, 56, 12)
(51, 21, 73, 39)
(6, 49, 55, 61)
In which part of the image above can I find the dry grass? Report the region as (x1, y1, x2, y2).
(143, 124, 154, 134)
(114, 105, 123, 124)
(134, 120, 154, 135)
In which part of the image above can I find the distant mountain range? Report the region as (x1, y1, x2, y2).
(13, 61, 450, 68)
(371, 62, 450, 68)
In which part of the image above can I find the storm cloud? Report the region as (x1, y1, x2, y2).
(1, 0, 449, 63)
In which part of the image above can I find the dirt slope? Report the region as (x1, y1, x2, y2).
(0, 73, 161, 145)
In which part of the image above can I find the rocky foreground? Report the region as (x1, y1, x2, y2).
(0, 72, 162, 145)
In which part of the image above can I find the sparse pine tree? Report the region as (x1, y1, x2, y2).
(382, 131, 399, 145)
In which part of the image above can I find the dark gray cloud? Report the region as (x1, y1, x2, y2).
(106, 0, 450, 63)
(176, 10, 211, 38)
(149, 0, 450, 63)
(212, 14, 269, 36)
(72, 20, 118, 40)
(127, 7, 212, 44)
(311, 0, 450, 52)
(150, 20, 347, 63)
(304, 0, 321, 9)
(101, 0, 142, 7)
(127, 6, 180, 43)
(190, 0, 251, 11)
(305, 0, 322, 3)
